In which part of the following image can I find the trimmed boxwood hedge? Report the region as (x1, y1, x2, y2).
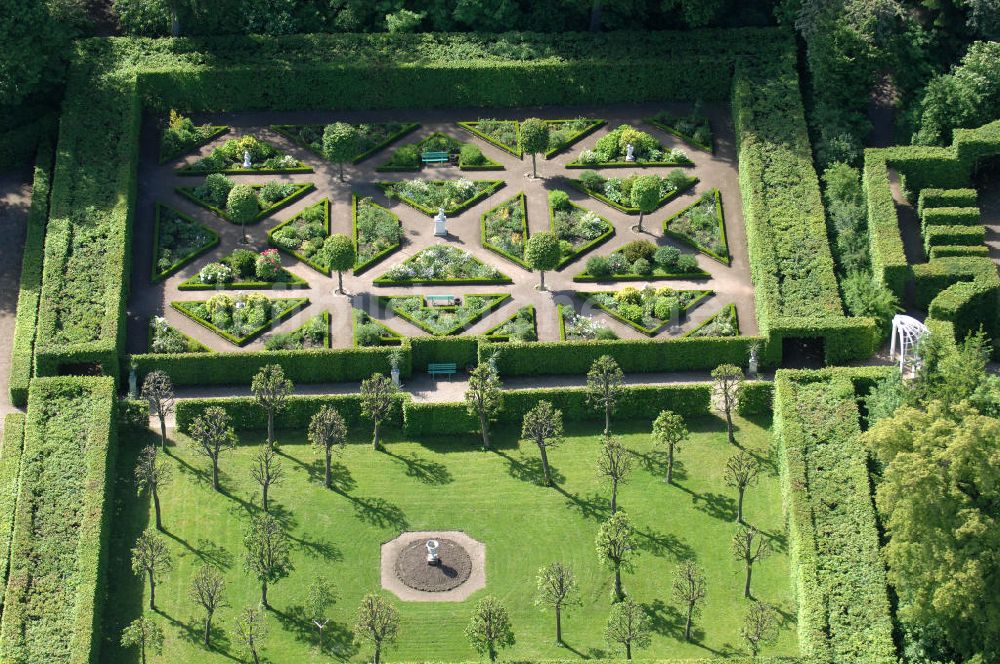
(0, 376, 116, 663)
(862, 151, 910, 298)
(736, 381, 772, 416)
(0, 413, 25, 611)
(917, 187, 977, 216)
(9, 142, 53, 407)
(923, 223, 986, 251)
(921, 206, 981, 229)
(929, 244, 989, 258)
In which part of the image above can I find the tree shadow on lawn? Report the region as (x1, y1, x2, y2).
(493, 449, 566, 486)
(346, 494, 409, 530)
(644, 598, 684, 638)
(274, 446, 354, 489)
(382, 449, 453, 485)
(272, 604, 359, 660)
(163, 529, 235, 570)
(158, 609, 238, 661)
(631, 449, 689, 483)
(634, 526, 695, 561)
(673, 482, 738, 522)
(553, 484, 611, 522)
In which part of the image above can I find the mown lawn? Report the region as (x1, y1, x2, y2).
(100, 414, 797, 662)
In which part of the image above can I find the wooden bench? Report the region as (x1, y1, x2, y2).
(425, 294, 459, 306)
(421, 150, 450, 164)
(427, 363, 457, 380)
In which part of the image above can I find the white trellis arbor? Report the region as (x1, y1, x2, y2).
(890, 314, 930, 372)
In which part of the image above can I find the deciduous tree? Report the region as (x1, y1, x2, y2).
(465, 595, 516, 663)
(652, 409, 688, 483)
(724, 449, 761, 524)
(121, 615, 164, 664)
(520, 117, 549, 178)
(354, 592, 400, 664)
(671, 559, 706, 642)
(535, 562, 580, 643)
(596, 510, 636, 602)
(233, 605, 268, 664)
(524, 232, 561, 290)
(586, 355, 625, 434)
(604, 598, 651, 660)
(732, 523, 772, 598)
(323, 121, 361, 180)
(323, 233, 356, 293)
(596, 434, 633, 514)
(189, 564, 227, 647)
(305, 576, 338, 649)
(630, 175, 661, 233)
(308, 405, 348, 489)
(360, 373, 398, 451)
(251, 364, 293, 448)
(465, 363, 503, 449)
(521, 400, 564, 486)
(135, 445, 172, 531)
(141, 370, 175, 451)
(250, 443, 284, 512)
(243, 513, 293, 608)
(131, 529, 172, 610)
(741, 601, 778, 657)
(711, 363, 744, 444)
(188, 406, 237, 492)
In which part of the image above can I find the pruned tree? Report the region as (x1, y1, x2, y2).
(596, 510, 636, 602)
(652, 409, 688, 484)
(524, 232, 561, 290)
(250, 443, 284, 513)
(535, 561, 580, 643)
(360, 373, 397, 451)
(131, 528, 172, 610)
(323, 121, 361, 180)
(671, 559, 707, 642)
(741, 601, 778, 657)
(135, 444, 172, 531)
(604, 598, 651, 660)
(189, 564, 227, 647)
(354, 592, 400, 664)
(252, 364, 293, 448)
(188, 406, 237, 492)
(732, 523, 772, 598)
(233, 605, 268, 664)
(141, 370, 175, 451)
(586, 355, 625, 434)
(324, 233, 356, 294)
(711, 363, 744, 445)
(305, 575, 338, 649)
(464, 363, 503, 450)
(121, 615, 164, 664)
(630, 175, 661, 233)
(521, 400, 564, 486)
(243, 513, 294, 608)
(308, 405, 348, 490)
(724, 449, 761, 524)
(596, 434, 633, 514)
(520, 117, 550, 178)
(465, 595, 516, 663)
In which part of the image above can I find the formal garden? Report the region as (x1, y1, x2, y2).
(2, 12, 1000, 664)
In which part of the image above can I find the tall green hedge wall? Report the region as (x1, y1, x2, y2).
(0, 414, 26, 613)
(0, 377, 116, 663)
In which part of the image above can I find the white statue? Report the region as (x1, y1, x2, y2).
(242, 149, 252, 169)
(625, 143, 635, 162)
(426, 539, 440, 565)
(434, 207, 447, 237)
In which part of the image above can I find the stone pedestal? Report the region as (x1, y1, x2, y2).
(434, 208, 447, 237)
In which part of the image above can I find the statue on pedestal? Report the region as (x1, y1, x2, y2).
(625, 143, 635, 162)
(434, 207, 448, 237)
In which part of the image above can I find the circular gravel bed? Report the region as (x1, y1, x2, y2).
(394, 538, 472, 592)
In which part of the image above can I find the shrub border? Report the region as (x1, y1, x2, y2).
(270, 121, 420, 164)
(175, 182, 315, 224)
(171, 297, 309, 346)
(566, 173, 698, 214)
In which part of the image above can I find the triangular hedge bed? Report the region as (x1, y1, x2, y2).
(172, 296, 309, 346)
(268, 198, 331, 275)
(684, 303, 739, 338)
(566, 123, 694, 168)
(178, 249, 308, 290)
(481, 192, 529, 268)
(271, 122, 420, 164)
(375, 132, 503, 172)
(483, 305, 537, 342)
(381, 293, 510, 336)
(646, 110, 714, 153)
(147, 316, 210, 354)
(377, 179, 504, 216)
(583, 288, 713, 336)
(353, 309, 404, 347)
(151, 203, 220, 282)
(566, 171, 698, 214)
(353, 195, 404, 274)
(159, 122, 229, 165)
(373, 245, 512, 285)
(548, 196, 615, 268)
(264, 310, 331, 350)
(176, 182, 314, 224)
(457, 118, 605, 159)
(573, 244, 710, 282)
(662, 189, 730, 265)
(176, 135, 312, 175)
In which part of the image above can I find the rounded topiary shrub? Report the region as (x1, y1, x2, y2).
(548, 190, 570, 210)
(620, 239, 656, 264)
(654, 246, 681, 270)
(633, 258, 652, 275)
(578, 170, 605, 192)
(227, 184, 259, 223)
(676, 254, 699, 272)
(586, 255, 612, 278)
(225, 248, 257, 278)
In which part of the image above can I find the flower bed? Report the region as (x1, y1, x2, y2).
(159, 110, 228, 165)
(268, 198, 331, 274)
(567, 124, 693, 168)
(483, 305, 537, 342)
(544, 118, 606, 157)
(558, 304, 618, 340)
(376, 132, 502, 172)
(481, 192, 529, 267)
(176, 177, 314, 224)
(383, 294, 510, 336)
(378, 178, 504, 216)
(354, 195, 403, 273)
(353, 309, 404, 347)
(172, 294, 309, 345)
(458, 117, 605, 158)
(176, 134, 311, 174)
(374, 244, 511, 285)
(548, 192, 614, 267)
(264, 310, 330, 350)
(179, 248, 307, 290)
(646, 106, 713, 152)
(567, 170, 697, 213)
(684, 303, 739, 337)
(663, 188, 729, 264)
(151, 203, 219, 282)
(271, 122, 419, 164)
(575, 240, 709, 282)
(148, 316, 209, 353)
(585, 286, 712, 336)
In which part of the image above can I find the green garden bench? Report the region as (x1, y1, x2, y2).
(421, 150, 450, 164)
(425, 294, 459, 306)
(427, 363, 457, 380)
